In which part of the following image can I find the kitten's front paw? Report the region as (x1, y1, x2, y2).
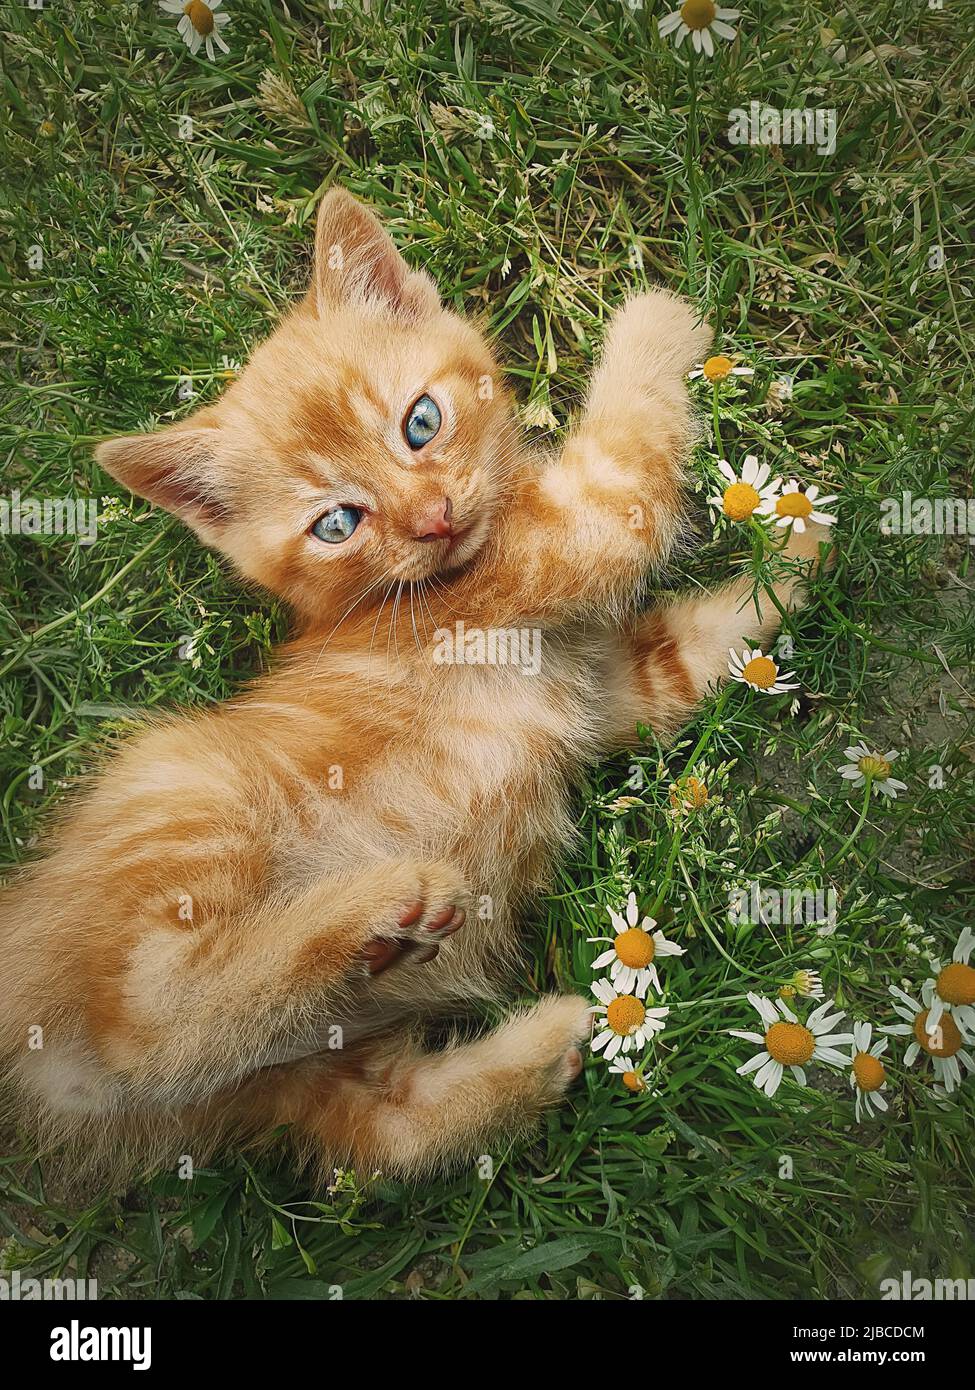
(359, 861, 470, 976)
(606, 289, 712, 380)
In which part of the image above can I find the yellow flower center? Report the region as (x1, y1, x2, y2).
(606, 995, 646, 1036)
(775, 491, 814, 519)
(913, 1009, 962, 1058)
(615, 927, 655, 969)
(622, 1070, 646, 1093)
(722, 481, 760, 520)
(184, 0, 215, 35)
(702, 354, 733, 382)
(680, 0, 717, 29)
(937, 961, 975, 1007)
(669, 776, 709, 810)
(741, 655, 778, 690)
(778, 985, 797, 1001)
(857, 754, 890, 780)
(852, 1052, 886, 1092)
(764, 1020, 816, 1065)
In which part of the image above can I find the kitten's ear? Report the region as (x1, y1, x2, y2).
(311, 188, 439, 320)
(96, 422, 231, 544)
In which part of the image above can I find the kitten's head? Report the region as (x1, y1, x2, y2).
(98, 190, 519, 625)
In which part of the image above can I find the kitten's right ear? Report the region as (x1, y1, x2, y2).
(96, 422, 231, 544)
(311, 187, 439, 321)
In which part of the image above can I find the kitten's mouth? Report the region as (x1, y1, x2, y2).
(445, 524, 471, 550)
(430, 520, 483, 576)
(401, 503, 491, 581)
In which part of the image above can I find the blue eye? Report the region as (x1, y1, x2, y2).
(311, 505, 362, 544)
(404, 394, 442, 449)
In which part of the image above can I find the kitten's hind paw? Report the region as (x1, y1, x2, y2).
(494, 994, 593, 1104)
(357, 861, 469, 976)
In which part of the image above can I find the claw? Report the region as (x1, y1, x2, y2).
(397, 900, 425, 928)
(362, 897, 466, 976)
(360, 939, 406, 976)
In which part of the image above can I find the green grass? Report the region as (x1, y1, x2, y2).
(1, 0, 973, 1300)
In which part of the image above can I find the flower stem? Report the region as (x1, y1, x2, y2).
(826, 778, 873, 869)
(649, 831, 682, 918)
(0, 529, 166, 682)
(648, 686, 731, 917)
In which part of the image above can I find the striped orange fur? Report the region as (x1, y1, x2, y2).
(0, 190, 831, 1182)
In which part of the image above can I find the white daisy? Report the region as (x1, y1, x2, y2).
(689, 354, 755, 383)
(608, 1056, 652, 1093)
(658, 2, 740, 57)
(771, 479, 838, 533)
(836, 742, 907, 799)
(728, 646, 799, 695)
(590, 978, 669, 1060)
(729, 993, 854, 1097)
(790, 969, 824, 999)
(882, 982, 975, 1096)
(708, 454, 780, 523)
(589, 892, 686, 995)
(919, 927, 975, 1039)
(160, 0, 231, 61)
(847, 1021, 890, 1121)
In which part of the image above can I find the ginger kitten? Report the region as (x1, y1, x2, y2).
(0, 190, 830, 1180)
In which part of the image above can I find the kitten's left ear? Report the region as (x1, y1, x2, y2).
(311, 188, 439, 321)
(96, 420, 232, 546)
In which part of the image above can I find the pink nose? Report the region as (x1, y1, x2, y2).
(414, 496, 453, 541)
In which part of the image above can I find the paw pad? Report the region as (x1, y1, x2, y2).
(361, 903, 466, 975)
